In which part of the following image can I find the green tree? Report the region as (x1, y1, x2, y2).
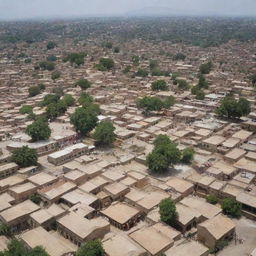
(159, 199, 178, 226)
(51, 71, 61, 80)
(173, 53, 186, 61)
(62, 94, 75, 107)
(19, 105, 33, 114)
(154, 143, 181, 166)
(146, 152, 169, 173)
(113, 46, 120, 53)
(28, 86, 41, 97)
(132, 55, 140, 66)
(147, 135, 181, 173)
(216, 96, 251, 119)
(181, 147, 195, 164)
(76, 240, 105, 256)
(197, 74, 208, 89)
(76, 79, 91, 90)
(47, 41, 57, 50)
(135, 68, 148, 77)
(29, 193, 42, 205)
(237, 97, 251, 116)
(221, 198, 241, 218)
(200, 61, 213, 74)
(163, 96, 175, 108)
(136, 96, 164, 114)
(149, 59, 158, 70)
(78, 93, 94, 107)
(11, 146, 38, 167)
(26, 119, 51, 142)
(151, 80, 167, 91)
(38, 61, 55, 71)
(47, 55, 57, 62)
(206, 194, 218, 205)
(95, 58, 115, 71)
(41, 94, 60, 106)
(0, 224, 10, 236)
(28, 246, 49, 256)
(195, 90, 205, 100)
(93, 121, 116, 146)
(70, 107, 98, 136)
(46, 100, 67, 120)
(177, 79, 190, 90)
(63, 52, 86, 66)
(250, 73, 256, 87)
(153, 135, 172, 147)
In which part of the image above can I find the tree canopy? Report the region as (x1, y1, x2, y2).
(0, 239, 49, 256)
(76, 79, 91, 90)
(95, 58, 115, 71)
(136, 96, 174, 114)
(47, 41, 57, 50)
(70, 107, 98, 136)
(93, 121, 116, 146)
(146, 135, 181, 173)
(216, 96, 251, 119)
(26, 119, 51, 142)
(76, 240, 105, 256)
(151, 80, 167, 91)
(221, 198, 242, 218)
(199, 61, 213, 74)
(11, 146, 38, 167)
(181, 147, 195, 164)
(19, 105, 33, 114)
(62, 94, 75, 107)
(159, 199, 178, 226)
(63, 52, 86, 66)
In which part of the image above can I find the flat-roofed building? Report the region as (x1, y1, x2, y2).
(0, 200, 40, 231)
(165, 240, 209, 256)
(39, 181, 76, 204)
(8, 182, 37, 202)
(197, 214, 235, 249)
(175, 203, 202, 233)
(129, 224, 174, 256)
(220, 184, 243, 199)
(79, 175, 109, 194)
(103, 182, 130, 201)
(196, 176, 216, 196)
(29, 204, 66, 230)
(20, 226, 76, 256)
(232, 130, 253, 144)
(234, 157, 256, 174)
(236, 192, 256, 219)
(166, 177, 194, 197)
(60, 188, 99, 209)
(103, 233, 147, 256)
(57, 212, 110, 246)
(201, 135, 226, 152)
(64, 169, 88, 185)
(27, 172, 58, 188)
(126, 189, 170, 213)
(0, 175, 25, 192)
(48, 143, 88, 165)
(180, 196, 222, 221)
(212, 160, 239, 180)
(101, 202, 141, 230)
(224, 148, 246, 163)
(0, 162, 19, 179)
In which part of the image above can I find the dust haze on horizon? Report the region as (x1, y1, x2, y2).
(0, 0, 256, 21)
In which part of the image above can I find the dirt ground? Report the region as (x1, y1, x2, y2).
(218, 217, 256, 256)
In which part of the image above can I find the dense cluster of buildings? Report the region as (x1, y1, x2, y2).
(0, 31, 255, 256)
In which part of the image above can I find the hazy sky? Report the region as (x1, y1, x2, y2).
(0, 0, 255, 20)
